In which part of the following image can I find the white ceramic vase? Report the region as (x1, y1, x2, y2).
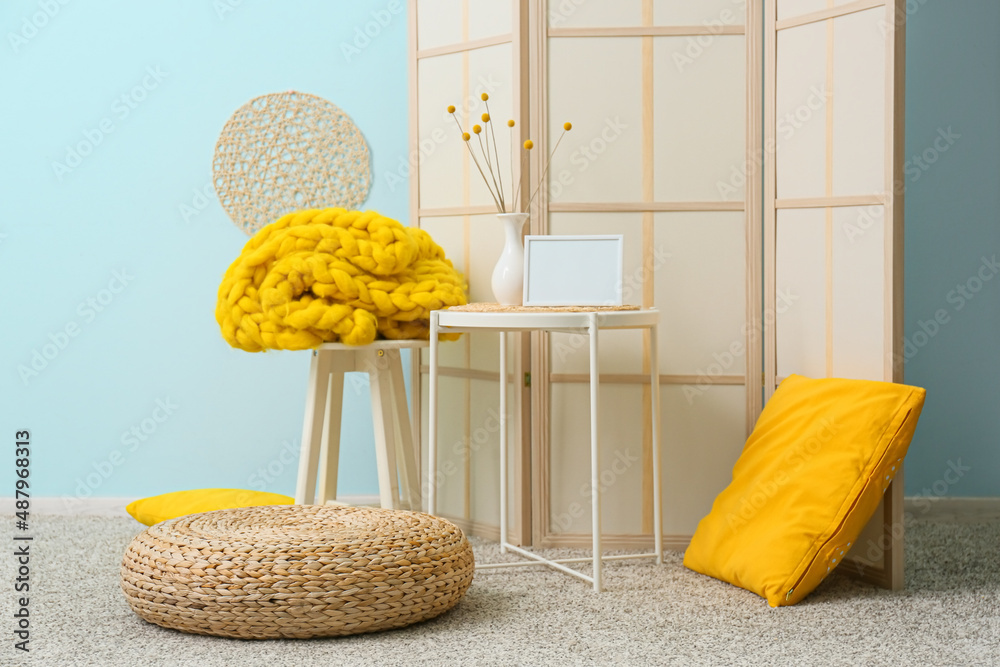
(491, 212, 529, 306)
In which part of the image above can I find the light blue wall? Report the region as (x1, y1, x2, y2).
(0, 0, 409, 501)
(903, 1, 1000, 496)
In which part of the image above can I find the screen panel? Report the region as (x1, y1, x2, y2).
(831, 8, 886, 197)
(411, 1, 527, 541)
(775, 208, 827, 379)
(548, 383, 646, 536)
(653, 35, 746, 202)
(653, 212, 747, 376)
(832, 204, 885, 380)
(774, 20, 827, 200)
(416, 0, 463, 50)
(547, 213, 643, 374)
(765, 0, 906, 589)
(661, 384, 747, 535)
(546, 37, 644, 204)
(654, 0, 747, 25)
(538, 1, 751, 550)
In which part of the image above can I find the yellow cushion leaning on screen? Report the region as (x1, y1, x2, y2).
(126, 489, 294, 526)
(683, 374, 926, 607)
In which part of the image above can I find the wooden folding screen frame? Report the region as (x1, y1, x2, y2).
(408, 0, 533, 545)
(409, 0, 905, 590)
(762, 0, 907, 589)
(526, 1, 756, 550)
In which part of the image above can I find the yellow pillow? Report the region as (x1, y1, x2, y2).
(126, 488, 294, 526)
(683, 374, 925, 607)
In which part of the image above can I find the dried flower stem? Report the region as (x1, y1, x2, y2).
(484, 100, 505, 209)
(526, 130, 568, 210)
(450, 112, 502, 211)
(477, 132, 505, 211)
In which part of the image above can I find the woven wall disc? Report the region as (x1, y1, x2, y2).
(212, 91, 372, 235)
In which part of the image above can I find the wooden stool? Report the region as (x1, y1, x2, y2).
(295, 340, 426, 510)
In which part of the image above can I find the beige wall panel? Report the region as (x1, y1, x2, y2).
(776, 0, 828, 21)
(846, 497, 888, 567)
(832, 205, 885, 380)
(416, 0, 463, 50)
(662, 384, 747, 534)
(548, 0, 642, 28)
(418, 216, 468, 369)
(465, 43, 516, 209)
(547, 38, 643, 203)
(547, 213, 644, 375)
(468, 213, 505, 371)
(654, 36, 746, 203)
(468, 0, 512, 41)
(653, 212, 746, 376)
(774, 21, 827, 199)
(548, 383, 645, 535)
(832, 8, 886, 197)
(654, 1, 746, 25)
(469, 378, 502, 526)
(775, 208, 826, 379)
(417, 54, 468, 209)
(421, 374, 468, 518)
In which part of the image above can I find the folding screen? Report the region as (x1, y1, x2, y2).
(531, 0, 755, 549)
(409, 0, 532, 543)
(764, 0, 906, 588)
(409, 0, 906, 590)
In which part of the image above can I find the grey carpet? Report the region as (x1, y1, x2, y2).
(1, 515, 997, 667)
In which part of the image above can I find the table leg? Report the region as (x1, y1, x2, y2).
(499, 330, 508, 553)
(428, 311, 439, 515)
(589, 313, 602, 592)
(650, 324, 663, 565)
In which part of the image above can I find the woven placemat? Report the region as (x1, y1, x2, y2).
(447, 303, 640, 313)
(212, 91, 372, 236)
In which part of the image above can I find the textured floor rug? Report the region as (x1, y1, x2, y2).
(0, 514, 996, 666)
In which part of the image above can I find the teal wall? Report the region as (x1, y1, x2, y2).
(903, 1, 1000, 496)
(0, 0, 409, 501)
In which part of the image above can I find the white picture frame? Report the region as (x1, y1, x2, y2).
(523, 235, 625, 306)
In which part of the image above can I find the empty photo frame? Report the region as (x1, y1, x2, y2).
(523, 235, 624, 306)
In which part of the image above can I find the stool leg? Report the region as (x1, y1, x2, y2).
(317, 352, 350, 505)
(387, 350, 421, 511)
(368, 352, 401, 509)
(295, 351, 332, 505)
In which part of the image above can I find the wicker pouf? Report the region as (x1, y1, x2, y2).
(120, 505, 474, 639)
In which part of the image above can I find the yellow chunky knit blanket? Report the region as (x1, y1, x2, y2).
(216, 208, 467, 351)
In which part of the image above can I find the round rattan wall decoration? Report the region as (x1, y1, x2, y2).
(212, 91, 372, 235)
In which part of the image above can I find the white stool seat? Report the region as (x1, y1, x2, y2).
(295, 339, 426, 511)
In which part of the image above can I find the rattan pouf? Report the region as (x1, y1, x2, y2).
(120, 505, 474, 639)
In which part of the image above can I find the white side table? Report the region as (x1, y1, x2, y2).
(428, 307, 663, 591)
(296, 340, 425, 511)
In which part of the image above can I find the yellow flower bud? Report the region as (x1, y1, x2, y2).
(473, 124, 482, 134)
(447, 105, 456, 113)
(481, 113, 490, 122)
(462, 132, 471, 141)
(481, 93, 489, 101)
(507, 119, 515, 127)
(523, 139, 534, 150)
(563, 122, 572, 131)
